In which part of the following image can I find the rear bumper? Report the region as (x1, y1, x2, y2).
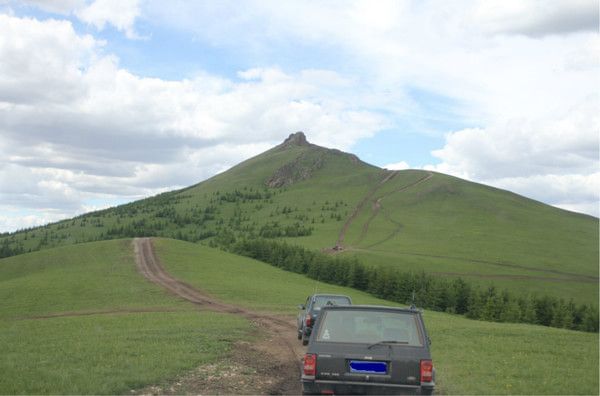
(302, 378, 434, 395)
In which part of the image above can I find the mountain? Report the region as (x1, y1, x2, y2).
(1, 132, 598, 303)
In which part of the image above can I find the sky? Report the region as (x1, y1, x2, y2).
(0, 0, 598, 232)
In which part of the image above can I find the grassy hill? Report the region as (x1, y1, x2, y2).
(3, 238, 596, 394)
(1, 132, 598, 305)
(0, 240, 252, 394)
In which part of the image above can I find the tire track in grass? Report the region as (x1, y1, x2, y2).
(355, 172, 433, 248)
(133, 237, 304, 395)
(333, 170, 398, 250)
(18, 307, 186, 320)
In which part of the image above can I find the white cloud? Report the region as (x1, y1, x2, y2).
(21, 0, 86, 15)
(383, 161, 410, 171)
(21, 0, 141, 39)
(468, 0, 599, 37)
(426, 98, 599, 216)
(76, 0, 141, 39)
(0, 210, 69, 233)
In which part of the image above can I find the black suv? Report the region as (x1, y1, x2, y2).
(297, 294, 352, 346)
(301, 305, 435, 395)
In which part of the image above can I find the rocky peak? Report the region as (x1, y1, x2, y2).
(280, 131, 309, 148)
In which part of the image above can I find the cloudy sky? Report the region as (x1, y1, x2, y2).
(0, 0, 598, 232)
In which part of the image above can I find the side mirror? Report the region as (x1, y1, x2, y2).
(298, 304, 305, 310)
(427, 336, 432, 345)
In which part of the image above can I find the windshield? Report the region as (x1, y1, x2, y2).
(312, 296, 351, 310)
(316, 309, 423, 346)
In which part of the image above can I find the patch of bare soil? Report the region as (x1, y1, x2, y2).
(133, 339, 298, 395)
(133, 238, 304, 395)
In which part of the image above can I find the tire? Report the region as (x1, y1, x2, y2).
(297, 331, 302, 340)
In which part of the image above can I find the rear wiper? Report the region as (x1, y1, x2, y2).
(367, 340, 409, 349)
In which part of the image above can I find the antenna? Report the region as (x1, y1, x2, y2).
(410, 290, 416, 310)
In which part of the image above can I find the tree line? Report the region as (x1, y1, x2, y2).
(228, 238, 599, 333)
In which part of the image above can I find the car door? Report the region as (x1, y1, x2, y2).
(298, 296, 310, 331)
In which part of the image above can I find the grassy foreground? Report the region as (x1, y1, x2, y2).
(155, 238, 599, 395)
(0, 240, 251, 394)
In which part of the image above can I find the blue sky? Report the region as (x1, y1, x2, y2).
(0, 0, 598, 232)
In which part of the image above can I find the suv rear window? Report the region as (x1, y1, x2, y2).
(316, 309, 423, 346)
(312, 296, 351, 310)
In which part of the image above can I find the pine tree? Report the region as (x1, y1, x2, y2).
(453, 278, 471, 314)
(466, 289, 484, 319)
(550, 299, 574, 329)
(499, 295, 522, 323)
(579, 305, 599, 332)
(518, 296, 538, 324)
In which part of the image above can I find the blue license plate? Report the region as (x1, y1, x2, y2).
(349, 360, 387, 374)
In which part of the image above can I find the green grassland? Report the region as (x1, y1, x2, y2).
(154, 238, 599, 395)
(1, 135, 597, 306)
(0, 237, 598, 394)
(336, 171, 599, 303)
(0, 240, 252, 394)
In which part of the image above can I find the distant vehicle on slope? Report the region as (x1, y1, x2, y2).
(301, 305, 435, 395)
(297, 294, 352, 346)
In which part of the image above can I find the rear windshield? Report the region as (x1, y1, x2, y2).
(312, 296, 351, 310)
(316, 309, 423, 346)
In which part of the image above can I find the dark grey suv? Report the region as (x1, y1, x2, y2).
(297, 294, 352, 346)
(301, 305, 435, 395)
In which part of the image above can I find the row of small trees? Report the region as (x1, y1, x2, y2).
(229, 238, 599, 333)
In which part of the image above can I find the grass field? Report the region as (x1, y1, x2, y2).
(0, 240, 252, 394)
(155, 238, 599, 395)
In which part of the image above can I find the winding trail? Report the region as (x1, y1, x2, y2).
(335, 170, 398, 248)
(354, 172, 433, 247)
(133, 237, 304, 395)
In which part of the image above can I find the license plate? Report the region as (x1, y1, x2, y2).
(349, 360, 387, 374)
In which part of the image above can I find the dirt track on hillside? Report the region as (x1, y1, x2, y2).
(355, 172, 433, 247)
(133, 238, 304, 395)
(334, 170, 398, 249)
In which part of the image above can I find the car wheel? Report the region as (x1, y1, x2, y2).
(297, 331, 302, 340)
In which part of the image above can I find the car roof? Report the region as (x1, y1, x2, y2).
(311, 294, 351, 298)
(319, 304, 420, 314)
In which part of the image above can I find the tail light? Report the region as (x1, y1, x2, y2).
(305, 314, 312, 327)
(420, 359, 433, 383)
(303, 353, 317, 376)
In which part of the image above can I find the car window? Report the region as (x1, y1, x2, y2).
(316, 310, 423, 346)
(312, 296, 351, 311)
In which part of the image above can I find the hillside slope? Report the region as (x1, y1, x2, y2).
(0, 240, 251, 394)
(1, 132, 597, 303)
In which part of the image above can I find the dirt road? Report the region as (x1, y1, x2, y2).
(133, 237, 304, 395)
